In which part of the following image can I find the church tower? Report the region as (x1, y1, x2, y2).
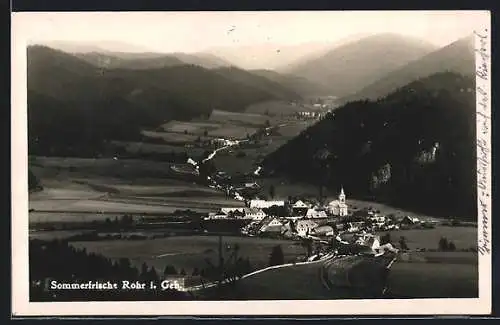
(339, 186, 346, 204)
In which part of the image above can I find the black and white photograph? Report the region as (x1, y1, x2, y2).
(11, 10, 491, 316)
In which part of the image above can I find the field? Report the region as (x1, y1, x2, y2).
(140, 130, 209, 143)
(29, 157, 246, 223)
(244, 100, 303, 115)
(207, 125, 258, 139)
(208, 109, 270, 126)
(160, 120, 221, 134)
(386, 252, 478, 298)
(110, 141, 205, 156)
(376, 226, 477, 251)
(70, 235, 306, 276)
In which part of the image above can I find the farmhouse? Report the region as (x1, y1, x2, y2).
(243, 208, 266, 221)
(292, 200, 310, 217)
(400, 216, 421, 225)
(204, 213, 228, 220)
(249, 199, 285, 209)
(221, 207, 245, 215)
(311, 225, 335, 237)
(295, 220, 319, 237)
(258, 217, 284, 233)
(305, 208, 328, 219)
(327, 187, 348, 216)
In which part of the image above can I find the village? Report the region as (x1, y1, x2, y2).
(202, 186, 436, 258)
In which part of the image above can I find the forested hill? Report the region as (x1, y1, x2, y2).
(263, 72, 476, 219)
(27, 46, 300, 156)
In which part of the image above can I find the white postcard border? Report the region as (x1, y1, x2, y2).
(11, 11, 492, 316)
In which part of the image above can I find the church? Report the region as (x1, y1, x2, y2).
(327, 187, 348, 216)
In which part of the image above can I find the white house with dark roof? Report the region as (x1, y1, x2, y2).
(306, 208, 328, 219)
(249, 199, 285, 209)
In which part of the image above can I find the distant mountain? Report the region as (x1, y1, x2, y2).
(263, 72, 476, 219)
(172, 52, 233, 69)
(39, 40, 153, 54)
(37, 41, 233, 69)
(213, 67, 301, 100)
(342, 35, 475, 102)
(285, 33, 437, 97)
(27, 46, 299, 156)
(250, 69, 331, 97)
(207, 42, 336, 70)
(74, 51, 232, 70)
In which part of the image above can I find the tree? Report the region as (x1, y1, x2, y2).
(268, 245, 285, 266)
(28, 169, 43, 192)
(399, 236, 408, 251)
(163, 265, 177, 275)
(438, 237, 449, 251)
(448, 241, 456, 251)
(192, 267, 200, 276)
(380, 233, 392, 245)
(180, 268, 187, 276)
(269, 184, 276, 199)
(301, 238, 313, 257)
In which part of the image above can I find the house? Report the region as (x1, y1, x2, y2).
(345, 221, 364, 233)
(221, 207, 245, 215)
(292, 200, 309, 217)
(204, 213, 228, 220)
(305, 208, 328, 219)
(243, 208, 266, 221)
(258, 217, 283, 233)
(400, 216, 421, 226)
(327, 187, 348, 216)
(311, 225, 335, 237)
(353, 233, 381, 250)
(295, 220, 319, 237)
(249, 199, 285, 209)
(293, 200, 309, 209)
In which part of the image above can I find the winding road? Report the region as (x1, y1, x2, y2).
(193, 253, 396, 300)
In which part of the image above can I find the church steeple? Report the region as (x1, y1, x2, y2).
(339, 186, 345, 203)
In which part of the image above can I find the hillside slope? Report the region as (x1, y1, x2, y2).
(213, 67, 301, 101)
(27, 46, 299, 156)
(250, 69, 331, 97)
(263, 72, 476, 219)
(343, 36, 475, 102)
(286, 33, 437, 97)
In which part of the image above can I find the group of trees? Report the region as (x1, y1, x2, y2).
(268, 245, 285, 266)
(438, 236, 457, 251)
(29, 239, 190, 301)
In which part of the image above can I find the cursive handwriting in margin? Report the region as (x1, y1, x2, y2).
(474, 28, 491, 256)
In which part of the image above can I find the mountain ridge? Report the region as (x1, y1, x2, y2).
(285, 33, 438, 97)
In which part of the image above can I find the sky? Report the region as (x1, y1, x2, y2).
(13, 11, 488, 53)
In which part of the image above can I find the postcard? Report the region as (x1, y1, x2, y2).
(11, 10, 492, 316)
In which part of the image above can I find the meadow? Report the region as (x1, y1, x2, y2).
(70, 235, 306, 276)
(208, 109, 270, 127)
(376, 226, 477, 251)
(140, 130, 209, 144)
(29, 157, 246, 223)
(160, 120, 221, 134)
(110, 141, 205, 156)
(386, 255, 478, 298)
